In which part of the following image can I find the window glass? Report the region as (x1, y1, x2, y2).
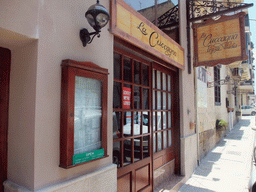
(134, 61, 141, 84)
(134, 86, 141, 109)
(134, 112, 141, 135)
(113, 82, 121, 109)
(113, 112, 122, 139)
(134, 138, 142, 162)
(114, 53, 121, 80)
(143, 88, 149, 109)
(113, 142, 121, 167)
(143, 136, 150, 158)
(153, 91, 156, 110)
(168, 75, 171, 91)
(143, 64, 149, 86)
(168, 93, 171, 109)
(168, 111, 172, 128)
(157, 91, 162, 109)
(142, 112, 149, 134)
(163, 73, 167, 91)
(157, 132, 162, 151)
(163, 131, 167, 149)
(123, 139, 132, 166)
(163, 92, 167, 109)
(157, 71, 161, 89)
(153, 133, 156, 153)
(163, 112, 167, 129)
(168, 130, 172, 147)
(74, 76, 102, 155)
(153, 69, 156, 89)
(157, 112, 162, 130)
(123, 57, 132, 82)
(123, 112, 132, 137)
(153, 112, 156, 131)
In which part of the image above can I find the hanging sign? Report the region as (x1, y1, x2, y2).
(193, 12, 247, 67)
(110, 0, 185, 70)
(123, 87, 131, 109)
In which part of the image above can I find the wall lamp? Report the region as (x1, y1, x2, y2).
(80, 0, 110, 47)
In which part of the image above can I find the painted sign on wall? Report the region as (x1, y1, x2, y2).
(193, 12, 247, 67)
(110, 0, 184, 70)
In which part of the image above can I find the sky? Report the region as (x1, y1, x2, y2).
(244, 0, 256, 93)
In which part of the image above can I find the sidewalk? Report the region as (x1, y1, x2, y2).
(178, 116, 255, 192)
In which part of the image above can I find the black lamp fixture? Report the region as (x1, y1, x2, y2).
(80, 0, 110, 47)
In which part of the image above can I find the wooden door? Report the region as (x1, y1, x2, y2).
(113, 47, 153, 192)
(0, 47, 11, 192)
(152, 64, 180, 172)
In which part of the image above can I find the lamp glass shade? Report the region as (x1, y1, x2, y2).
(85, 2, 110, 31)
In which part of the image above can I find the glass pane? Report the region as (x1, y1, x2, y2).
(163, 131, 167, 149)
(124, 139, 132, 166)
(168, 111, 172, 128)
(143, 136, 150, 158)
(113, 82, 121, 109)
(74, 76, 102, 155)
(143, 88, 149, 109)
(163, 92, 167, 110)
(143, 64, 149, 86)
(142, 112, 149, 134)
(168, 93, 171, 109)
(168, 130, 172, 147)
(163, 112, 167, 129)
(153, 91, 156, 110)
(153, 112, 156, 131)
(123, 112, 132, 137)
(134, 112, 141, 135)
(162, 73, 166, 91)
(123, 57, 132, 82)
(123, 84, 132, 109)
(157, 132, 162, 151)
(153, 69, 156, 89)
(114, 53, 121, 80)
(157, 91, 161, 109)
(134, 61, 141, 84)
(113, 112, 122, 139)
(153, 133, 156, 153)
(157, 70, 161, 89)
(113, 142, 121, 168)
(134, 138, 142, 162)
(168, 75, 171, 91)
(134, 86, 141, 109)
(157, 112, 162, 130)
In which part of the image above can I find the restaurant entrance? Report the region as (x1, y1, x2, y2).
(113, 41, 180, 191)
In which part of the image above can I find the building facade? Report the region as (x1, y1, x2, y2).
(0, 0, 197, 191)
(0, 0, 252, 191)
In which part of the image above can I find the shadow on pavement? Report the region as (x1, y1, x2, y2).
(180, 184, 215, 192)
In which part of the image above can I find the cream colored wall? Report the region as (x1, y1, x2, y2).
(8, 40, 38, 190)
(0, 0, 39, 38)
(179, 0, 197, 178)
(0, 0, 114, 191)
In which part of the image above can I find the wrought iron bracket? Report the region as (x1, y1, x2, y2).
(188, 0, 253, 22)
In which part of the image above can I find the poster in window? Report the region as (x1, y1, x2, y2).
(123, 87, 131, 109)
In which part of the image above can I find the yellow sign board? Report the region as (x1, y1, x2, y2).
(110, 0, 184, 70)
(193, 12, 247, 67)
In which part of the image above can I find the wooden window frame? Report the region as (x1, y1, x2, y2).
(59, 59, 109, 169)
(113, 47, 152, 168)
(214, 66, 221, 106)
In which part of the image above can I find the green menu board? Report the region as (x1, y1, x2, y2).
(73, 148, 104, 165)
